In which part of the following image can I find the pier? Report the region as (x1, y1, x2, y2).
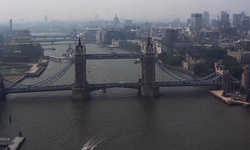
(5, 136, 25, 150)
(209, 90, 250, 106)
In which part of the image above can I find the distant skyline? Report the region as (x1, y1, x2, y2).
(0, 0, 249, 24)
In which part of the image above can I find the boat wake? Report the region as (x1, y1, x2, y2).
(81, 129, 109, 150)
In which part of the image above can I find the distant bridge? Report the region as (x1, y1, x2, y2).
(33, 39, 76, 44)
(31, 35, 75, 40)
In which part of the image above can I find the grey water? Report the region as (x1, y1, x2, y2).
(1, 43, 250, 150)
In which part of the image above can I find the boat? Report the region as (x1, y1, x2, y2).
(81, 145, 92, 150)
(0, 137, 10, 146)
(133, 59, 141, 64)
(81, 142, 96, 150)
(99, 88, 107, 93)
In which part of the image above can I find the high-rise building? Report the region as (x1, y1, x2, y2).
(220, 11, 230, 27)
(9, 19, 12, 31)
(164, 28, 178, 49)
(211, 19, 219, 28)
(191, 13, 203, 32)
(242, 17, 250, 31)
(203, 11, 209, 27)
(187, 19, 191, 25)
(233, 14, 243, 28)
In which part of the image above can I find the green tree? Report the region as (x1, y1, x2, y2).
(119, 41, 140, 52)
(158, 52, 183, 67)
(194, 48, 242, 79)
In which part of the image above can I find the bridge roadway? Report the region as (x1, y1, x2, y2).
(3, 81, 221, 94)
(48, 53, 144, 61)
(33, 39, 76, 43)
(31, 35, 74, 39)
(86, 53, 144, 59)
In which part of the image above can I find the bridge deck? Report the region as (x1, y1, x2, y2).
(86, 53, 144, 60)
(4, 81, 221, 94)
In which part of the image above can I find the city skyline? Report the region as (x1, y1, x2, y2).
(0, 0, 250, 24)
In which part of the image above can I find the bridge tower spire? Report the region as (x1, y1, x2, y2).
(140, 37, 159, 97)
(72, 38, 90, 100)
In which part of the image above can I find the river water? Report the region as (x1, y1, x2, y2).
(1, 43, 250, 150)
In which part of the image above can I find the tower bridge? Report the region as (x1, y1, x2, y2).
(0, 37, 239, 100)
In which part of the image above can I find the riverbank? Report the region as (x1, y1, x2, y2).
(95, 42, 119, 48)
(209, 90, 250, 107)
(2, 57, 49, 83)
(162, 62, 197, 79)
(156, 60, 197, 79)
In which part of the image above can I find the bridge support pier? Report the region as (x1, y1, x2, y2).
(72, 87, 90, 100)
(140, 85, 159, 98)
(221, 70, 229, 96)
(0, 92, 6, 100)
(0, 74, 5, 100)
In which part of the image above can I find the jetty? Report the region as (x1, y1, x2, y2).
(209, 90, 250, 107)
(5, 136, 25, 150)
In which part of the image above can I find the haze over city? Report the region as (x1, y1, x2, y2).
(1, 0, 250, 23)
(1, 0, 250, 149)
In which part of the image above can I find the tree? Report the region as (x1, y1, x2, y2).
(158, 52, 183, 67)
(194, 48, 242, 79)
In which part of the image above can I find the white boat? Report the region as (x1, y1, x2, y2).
(81, 142, 96, 150)
(133, 59, 141, 64)
(99, 89, 106, 93)
(0, 137, 10, 146)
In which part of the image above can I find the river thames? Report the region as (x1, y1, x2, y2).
(1, 43, 250, 150)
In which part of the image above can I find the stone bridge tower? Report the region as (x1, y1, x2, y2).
(241, 64, 249, 92)
(72, 38, 90, 100)
(140, 37, 159, 97)
(221, 70, 229, 96)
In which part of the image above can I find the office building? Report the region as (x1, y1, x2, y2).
(203, 11, 209, 27)
(220, 11, 230, 27)
(242, 17, 250, 31)
(191, 13, 203, 32)
(163, 28, 178, 49)
(233, 13, 244, 28)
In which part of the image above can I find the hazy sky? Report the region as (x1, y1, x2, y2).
(1, 0, 249, 23)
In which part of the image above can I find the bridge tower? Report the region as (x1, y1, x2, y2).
(0, 74, 5, 100)
(140, 37, 159, 97)
(221, 70, 229, 96)
(72, 38, 90, 100)
(241, 64, 249, 92)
